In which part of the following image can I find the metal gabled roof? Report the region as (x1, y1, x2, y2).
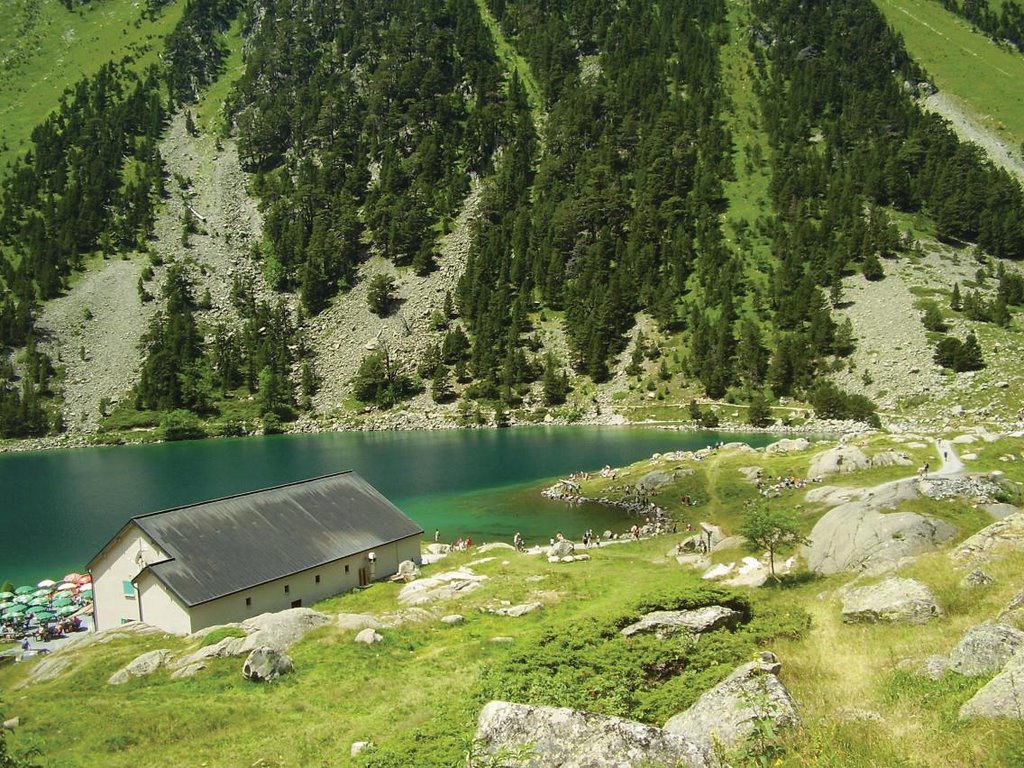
(129, 471, 422, 607)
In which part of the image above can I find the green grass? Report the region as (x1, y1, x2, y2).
(0, 0, 185, 172)
(194, 16, 246, 135)
(473, 0, 543, 123)
(875, 0, 1024, 150)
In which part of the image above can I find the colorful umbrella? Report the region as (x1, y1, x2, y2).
(36, 579, 56, 588)
(0, 591, 14, 599)
(52, 597, 73, 608)
(57, 605, 78, 616)
(3, 604, 27, 615)
(79, 588, 93, 597)
(14, 586, 35, 595)
(32, 589, 52, 598)
(56, 583, 76, 592)
(80, 575, 92, 584)
(63, 573, 84, 584)
(30, 610, 56, 622)
(13, 595, 32, 604)
(0, 601, 11, 610)
(29, 597, 49, 607)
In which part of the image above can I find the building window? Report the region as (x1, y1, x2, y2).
(245, 597, 252, 607)
(315, 574, 321, 584)
(345, 565, 350, 574)
(284, 584, 290, 594)
(122, 580, 137, 598)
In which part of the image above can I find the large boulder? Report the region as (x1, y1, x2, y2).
(804, 492, 955, 574)
(766, 438, 811, 454)
(475, 701, 710, 768)
(397, 568, 488, 606)
(108, 649, 172, 685)
(960, 650, 1024, 719)
(663, 652, 799, 753)
(950, 512, 1024, 565)
(394, 560, 421, 581)
(950, 624, 1024, 677)
(239, 608, 332, 653)
(999, 591, 1024, 628)
(841, 577, 941, 625)
(620, 606, 742, 640)
(242, 647, 293, 683)
(354, 628, 383, 644)
(548, 539, 575, 559)
(493, 603, 543, 618)
(808, 446, 871, 478)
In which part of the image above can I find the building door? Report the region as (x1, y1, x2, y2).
(358, 567, 369, 587)
(291, 599, 302, 608)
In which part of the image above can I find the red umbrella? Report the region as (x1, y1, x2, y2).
(63, 573, 83, 584)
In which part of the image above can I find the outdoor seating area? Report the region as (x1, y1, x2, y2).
(1, 573, 93, 647)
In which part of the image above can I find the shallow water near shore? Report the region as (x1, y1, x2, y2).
(0, 426, 772, 585)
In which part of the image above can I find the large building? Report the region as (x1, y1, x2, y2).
(87, 471, 423, 634)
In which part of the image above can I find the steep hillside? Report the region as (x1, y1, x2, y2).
(4, 0, 1024, 446)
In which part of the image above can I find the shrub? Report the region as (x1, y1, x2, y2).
(160, 409, 205, 441)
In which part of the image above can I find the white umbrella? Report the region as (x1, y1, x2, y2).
(37, 579, 56, 588)
(57, 582, 77, 592)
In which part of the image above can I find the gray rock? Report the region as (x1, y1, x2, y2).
(766, 438, 811, 454)
(239, 608, 332, 653)
(242, 647, 294, 683)
(916, 655, 950, 681)
(108, 649, 172, 685)
(490, 636, 514, 643)
(982, 503, 1020, 520)
(621, 606, 742, 640)
(637, 471, 674, 493)
(808, 446, 871, 478)
(424, 543, 451, 555)
(960, 650, 1024, 719)
(171, 662, 206, 679)
(841, 578, 941, 624)
(804, 484, 954, 574)
(494, 603, 543, 618)
(397, 568, 488, 606)
(440, 614, 464, 625)
(951, 513, 1024, 564)
(663, 652, 799, 753)
(336, 613, 384, 631)
(548, 539, 575, 558)
(2, 717, 19, 731)
(475, 700, 710, 768)
(961, 569, 995, 587)
(950, 624, 1024, 677)
(354, 628, 383, 644)
(999, 591, 1024, 628)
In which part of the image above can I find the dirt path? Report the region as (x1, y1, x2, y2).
(922, 91, 1024, 184)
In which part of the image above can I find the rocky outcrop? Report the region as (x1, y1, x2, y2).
(804, 480, 954, 574)
(960, 650, 1024, 719)
(475, 701, 711, 768)
(999, 591, 1024, 628)
(238, 608, 332, 652)
(242, 647, 294, 682)
(950, 624, 1024, 677)
(108, 649, 172, 685)
(663, 652, 799, 753)
(841, 578, 942, 624)
(620, 606, 742, 640)
(961, 569, 995, 587)
(808, 446, 871, 477)
(397, 568, 488, 606)
(393, 560, 421, 582)
(766, 438, 811, 454)
(950, 513, 1024, 564)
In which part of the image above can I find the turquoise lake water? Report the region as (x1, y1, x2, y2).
(0, 427, 771, 585)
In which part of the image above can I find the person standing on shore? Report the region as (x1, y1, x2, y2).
(434, 529, 440, 543)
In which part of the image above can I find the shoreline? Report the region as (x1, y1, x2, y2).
(0, 404, 873, 456)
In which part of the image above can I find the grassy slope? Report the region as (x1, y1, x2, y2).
(0, 0, 184, 173)
(474, 0, 543, 122)
(3, 435, 1024, 766)
(874, 0, 1024, 149)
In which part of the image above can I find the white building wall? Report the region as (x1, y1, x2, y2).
(148, 534, 423, 634)
(89, 526, 170, 632)
(136, 573, 191, 635)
